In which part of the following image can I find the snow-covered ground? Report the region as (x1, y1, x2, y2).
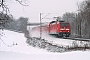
(0, 30, 90, 60)
(1, 51, 90, 60)
(0, 30, 49, 54)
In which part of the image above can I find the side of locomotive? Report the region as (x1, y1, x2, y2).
(48, 21, 71, 37)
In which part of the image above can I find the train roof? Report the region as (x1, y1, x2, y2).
(50, 21, 65, 23)
(59, 21, 65, 22)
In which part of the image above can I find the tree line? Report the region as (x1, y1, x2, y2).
(57, 0, 90, 38)
(4, 16, 28, 33)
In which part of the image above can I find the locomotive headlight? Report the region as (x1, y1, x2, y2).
(68, 31, 70, 32)
(60, 29, 64, 30)
(66, 29, 70, 30)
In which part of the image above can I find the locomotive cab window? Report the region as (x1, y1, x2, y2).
(60, 23, 69, 26)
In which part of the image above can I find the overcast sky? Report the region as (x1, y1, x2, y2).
(7, 0, 84, 22)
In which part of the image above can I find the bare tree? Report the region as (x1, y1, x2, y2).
(77, 0, 90, 38)
(0, 0, 29, 47)
(0, 0, 29, 29)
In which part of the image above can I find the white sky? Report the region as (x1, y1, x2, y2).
(7, 0, 84, 22)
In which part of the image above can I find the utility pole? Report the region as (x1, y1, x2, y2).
(39, 13, 50, 39)
(40, 13, 42, 39)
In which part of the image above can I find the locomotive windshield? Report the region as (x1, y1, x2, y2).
(60, 23, 69, 26)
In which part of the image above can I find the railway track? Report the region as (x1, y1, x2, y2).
(62, 37, 90, 42)
(48, 34, 90, 42)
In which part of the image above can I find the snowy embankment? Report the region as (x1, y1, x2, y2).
(0, 30, 90, 60)
(26, 26, 90, 53)
(0, 30, 49, 54)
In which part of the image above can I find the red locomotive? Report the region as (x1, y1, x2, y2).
(47, 21, 71, 37)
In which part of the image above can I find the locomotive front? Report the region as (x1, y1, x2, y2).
(57, 21, 71, 37)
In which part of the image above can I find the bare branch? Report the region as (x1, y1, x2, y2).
(16, 0, 29, 6)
